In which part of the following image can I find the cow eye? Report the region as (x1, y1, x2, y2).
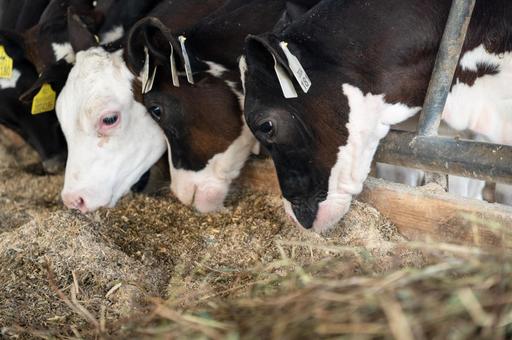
(102, 114, 119, 126)
(148, 105, 162, 121)
(258, 120, 274, 135)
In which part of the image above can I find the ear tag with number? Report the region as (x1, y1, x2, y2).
(273, 54, 297, 99)
(178, 36, 194, 84)
(141, 46, 150, 94)
(0, 45, 13, 79)
(169, 42, 179, 87)
(279, 41, 311, 93)
(31, 84, 56, 115)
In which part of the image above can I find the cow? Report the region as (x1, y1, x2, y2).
(0, 1, 72, 172)
(120, 0, 318, 213)
(55, 0, 227, 212)
(97, 0, 162, 44)
(241, 0, 512, 232)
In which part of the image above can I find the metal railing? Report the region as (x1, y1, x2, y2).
(374, 0, 512, 185)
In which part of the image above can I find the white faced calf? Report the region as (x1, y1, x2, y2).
(124, 0, 296, 212)
(57, 47, 166, 212)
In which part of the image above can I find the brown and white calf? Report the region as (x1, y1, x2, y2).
(121, 0, 319, 212)
(242, 0, 512, 232)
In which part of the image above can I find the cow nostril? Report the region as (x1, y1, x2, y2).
(63, 193, 88, 213)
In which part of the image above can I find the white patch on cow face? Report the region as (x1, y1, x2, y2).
(100, 25, 124, 44)
(57, 47, 167, 212)
(52, 42, 75, 64)
(0, 68, 20, 89)
(167, 119, 257, 213)
(287, 84, 420, 233)
(443, 44, 512, 145)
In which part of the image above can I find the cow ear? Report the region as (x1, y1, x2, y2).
(285, 2, 311, 21)
(245, 35, 291, 73)
(0, 30, 26, 60)
(67, 6, 99, 53)
(126, 17, 183, 76)
(273, 2, 311, 32)
(19, 60, 73, 104)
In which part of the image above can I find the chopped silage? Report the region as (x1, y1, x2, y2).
(0, 130, 510, 339)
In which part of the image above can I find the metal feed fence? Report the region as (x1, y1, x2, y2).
(374, 0, 512, 186)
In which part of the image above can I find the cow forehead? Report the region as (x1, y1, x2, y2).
(58, 49, 137, 130)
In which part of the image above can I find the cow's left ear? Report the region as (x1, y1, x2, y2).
(67, 6, 99, 53)
(245, 34, 291, 74)
(19, 60, 73, 105)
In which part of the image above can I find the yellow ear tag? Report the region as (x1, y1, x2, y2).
(31, 84, 56, 115)
(0, 45, 13, 79)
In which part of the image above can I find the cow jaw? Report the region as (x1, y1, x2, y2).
(166, 121, 256, 213)
(285, 84, 420, 233)
(57, 47, 167, 212)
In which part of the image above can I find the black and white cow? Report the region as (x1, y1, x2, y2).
(0, 1, 72, 172)
(242, 0, 512, 232)
(56, 0, 226, 212)
(120, 0, 317, 212)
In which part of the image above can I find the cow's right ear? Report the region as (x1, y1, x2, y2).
(126, 17, 183, 76)
(19, 60, 73, 105)
(67, 6, 99, 53)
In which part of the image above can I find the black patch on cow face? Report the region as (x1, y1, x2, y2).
(244, 36, 347, 229)
(143, 67, 243, 172)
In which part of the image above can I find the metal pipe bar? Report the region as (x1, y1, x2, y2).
(375, 131, 512, 185)
(417, 0, 476, 136)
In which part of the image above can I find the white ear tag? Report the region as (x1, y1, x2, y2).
(280, 41, 311, 93)
(144, 65, 157, 94)
(273, 54, 297, 99)
(141, 46, 150, 94)
(169, 42, 179, 87)
(178, 35, 194, 84)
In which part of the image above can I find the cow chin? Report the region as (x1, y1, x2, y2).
(283, 194, 352, 234)
(61, 159, 158, 213)
(166, 123, 256, 214)
(170, 168, 229, 213)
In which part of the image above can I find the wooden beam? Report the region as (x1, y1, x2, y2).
(359, 178, 512, 247)
(238, 159, 512, 248)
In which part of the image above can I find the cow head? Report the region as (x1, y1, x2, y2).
(243, 34, 419, 232)
(125, 17, 256, 213)
(56, 10, 166, 212)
